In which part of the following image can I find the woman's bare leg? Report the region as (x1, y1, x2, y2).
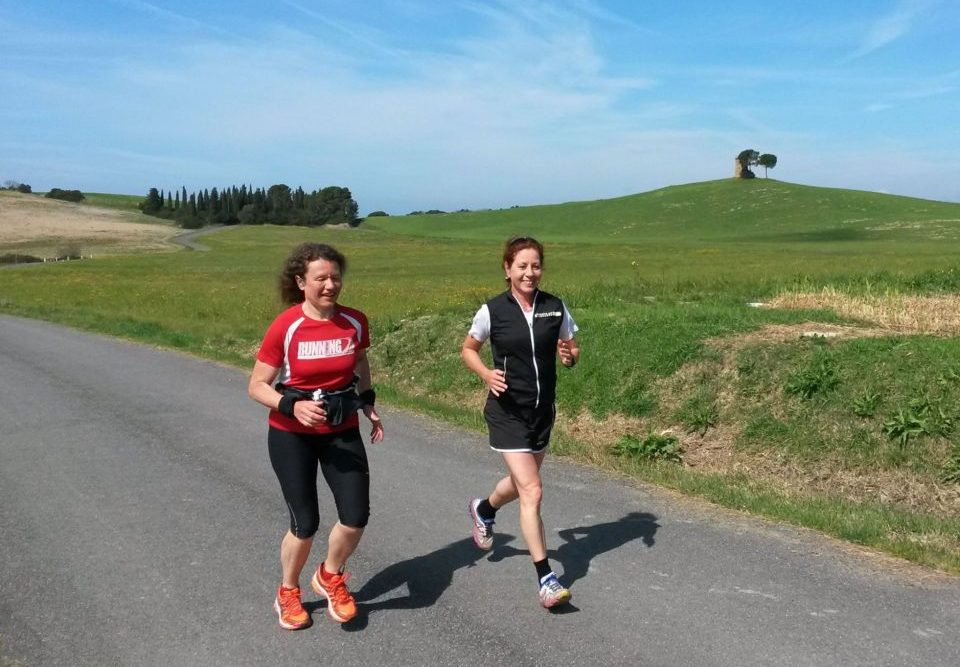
(499, 451, 547, 560)
(280, 530, 313, 588)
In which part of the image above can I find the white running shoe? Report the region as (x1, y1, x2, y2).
(468, 498, 495, 550)
(538, 573, 571, 608)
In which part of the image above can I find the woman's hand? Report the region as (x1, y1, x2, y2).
(484, 368, 508, 396)
(463, 335, 507, 396)
(293, 400, 327, 428)
(363, 405, 384, 443)
(558, 338, 579, 367)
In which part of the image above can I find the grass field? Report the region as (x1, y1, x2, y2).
(2, 178, 959, 572)
(79, 192, 147, 213)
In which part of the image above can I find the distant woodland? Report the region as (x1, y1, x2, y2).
(140, 184, 360, 228)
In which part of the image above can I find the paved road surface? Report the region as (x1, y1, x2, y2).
(1, 314, 958, 666)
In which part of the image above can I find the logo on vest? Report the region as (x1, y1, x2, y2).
(297, 337, 354, 359)
(534, 311, 562, 318)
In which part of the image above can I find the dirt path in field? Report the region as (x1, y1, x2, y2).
(169, 224, 226, 251)
(0, 191, 178, 257)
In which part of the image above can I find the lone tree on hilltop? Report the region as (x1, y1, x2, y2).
(735, 149, 759, 179)
(759, 153, 778, 178)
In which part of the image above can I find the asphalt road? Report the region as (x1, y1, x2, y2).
(1, 314, 958, 666)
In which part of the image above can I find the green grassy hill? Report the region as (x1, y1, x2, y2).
(370, 179, 960, 245)
(80, 192, 144, 212)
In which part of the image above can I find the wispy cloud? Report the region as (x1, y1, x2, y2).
(863, 73, 956, 112)
(279, 0, 404, 58)
(847, 0, 933, 59)
(109, 0, 204, 31)
(568, 0, 653, 33)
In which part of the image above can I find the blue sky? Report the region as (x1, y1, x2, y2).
(2, 1, 959, 214)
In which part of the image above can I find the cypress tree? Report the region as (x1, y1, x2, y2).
(142, 187, 163, 213)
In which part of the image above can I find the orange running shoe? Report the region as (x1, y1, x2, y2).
(310, 564, 358, 623)
(274, 585, 311, 630)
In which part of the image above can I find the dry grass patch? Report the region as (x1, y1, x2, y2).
(0, 191, 176, 257)
(562, 410, 647, 464)
(706, 321, 893, 348)
(686, 436, 960, 517)
(769, 289, 960, 336)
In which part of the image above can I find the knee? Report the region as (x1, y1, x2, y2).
(292, 527, 317, 539)
(292, 521, 320, 540)
(290, 510, 320, 539)
(516, 481, 543, 507)
(337, 511, 369, 530)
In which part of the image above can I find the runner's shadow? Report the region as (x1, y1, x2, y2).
(487, 511, 659, 587)
(335, 535, 517, 629)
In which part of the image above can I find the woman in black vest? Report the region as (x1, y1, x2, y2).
(461, 236, 580, 608)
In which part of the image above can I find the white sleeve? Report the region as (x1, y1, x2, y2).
(468, 304, 491, 342)
(559, 302, 579, 341)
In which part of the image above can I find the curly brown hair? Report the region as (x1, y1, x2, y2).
(278, 242, 347, 304)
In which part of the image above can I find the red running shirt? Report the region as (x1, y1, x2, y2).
(256, 303, 370, 434)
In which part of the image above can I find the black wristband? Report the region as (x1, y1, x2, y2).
(359, 388, 376, 407)
(278, 393, 300, 418)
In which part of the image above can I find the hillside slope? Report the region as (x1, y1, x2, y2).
(0, 190, 174, 258)
(368, 179, 960, 245)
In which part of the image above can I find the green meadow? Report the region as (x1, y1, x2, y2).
(78, 192, 147, 213)
(2, 178, 959, 572)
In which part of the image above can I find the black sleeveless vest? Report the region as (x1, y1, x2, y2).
(486, 289, 565, 409)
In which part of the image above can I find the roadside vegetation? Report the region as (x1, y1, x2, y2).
(1, 178, 959, 573)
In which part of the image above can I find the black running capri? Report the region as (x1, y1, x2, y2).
(268, 426, 370, 537)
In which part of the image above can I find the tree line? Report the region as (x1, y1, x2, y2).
(2, 180, 33, 194)
(140, 184, 360, 228)
(2, 181, 89, 201)
(45, 188, 85, 202)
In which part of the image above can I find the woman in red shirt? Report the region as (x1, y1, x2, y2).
(248, 242, 384, 629)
